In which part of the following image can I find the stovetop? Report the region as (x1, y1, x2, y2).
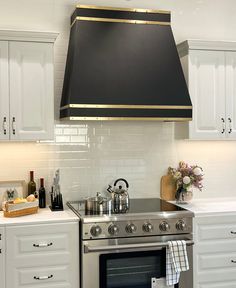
(67, 198, 194, 239)
(67, 198, 193, 223)
(68, 198, 187, 216)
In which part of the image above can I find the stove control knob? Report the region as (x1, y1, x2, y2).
(143, 223, 153, 233)
(159, 221, 170, 232)
(90, 225, 102, 237)
(176, 220, 187, 231)
(126, 223, 137, 234)
(108, 224, 119, 236)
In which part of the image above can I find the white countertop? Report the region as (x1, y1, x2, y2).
(174, 197, 236, 216)
(0, 207, 79, 226)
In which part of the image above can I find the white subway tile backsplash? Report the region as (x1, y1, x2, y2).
(55, 128, 63, 135)
(55, 135, 71, 143)
(0, 0, 235, 203)
(63, 128, 78, 135)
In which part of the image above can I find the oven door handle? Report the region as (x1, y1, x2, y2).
(84, 240, 194, 253)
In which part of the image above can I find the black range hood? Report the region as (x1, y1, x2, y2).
(60, 5, 192, 121)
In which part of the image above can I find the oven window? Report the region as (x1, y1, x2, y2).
(100, 250, 166, 288)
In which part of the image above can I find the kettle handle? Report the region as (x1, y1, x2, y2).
(114, 178, 129, 189)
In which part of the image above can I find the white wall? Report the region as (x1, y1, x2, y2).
(0, 0, 235, 202)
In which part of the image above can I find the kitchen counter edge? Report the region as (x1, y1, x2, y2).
(0, 207, 79, 226)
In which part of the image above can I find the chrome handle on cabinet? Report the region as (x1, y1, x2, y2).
(231, 231, 236, 235)
(231, 260, 236, 264)
(34, 275, 53, 280)
(12, 117, 16, 135)
(228, 118, 232, 134)
(221, 118, 225, 134)
(3, 117, 7, 135)
(33, 242, 53, 248)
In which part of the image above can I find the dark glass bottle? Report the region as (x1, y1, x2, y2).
(28, 171, 36, 196)
(39, 178, 46, 208)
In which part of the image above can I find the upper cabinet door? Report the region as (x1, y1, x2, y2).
(9, 42, 54, 141)
(226, 52, 236, 139)
(0, 41, 9, 140)
(188, 50, 226, 140)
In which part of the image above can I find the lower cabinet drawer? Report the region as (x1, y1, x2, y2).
(19, 265, 70, 286)
(6, 222, 77, 267)
(198, 252, 236, 270)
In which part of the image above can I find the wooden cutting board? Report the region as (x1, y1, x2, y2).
(160, 175, 176, 201)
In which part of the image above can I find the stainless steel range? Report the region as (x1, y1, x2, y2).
(67, 198, 194, 288)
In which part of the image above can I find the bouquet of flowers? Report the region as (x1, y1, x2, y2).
(168, 161, 203, 191)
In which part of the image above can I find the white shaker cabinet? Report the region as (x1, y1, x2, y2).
(0, 41, 9, 141)
(177, 40, 236, 140)
(0, 227, 5, 288)
(5, 222, 79, 288)
(9, 42, 54, 140)
(194, 214, 236, 287)
(226, 52, 236, 138)
(0, 31, 58, 141)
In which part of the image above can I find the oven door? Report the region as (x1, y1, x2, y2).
(82, 235, 193, 288)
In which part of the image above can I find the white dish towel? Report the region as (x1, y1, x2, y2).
(166, 240, 189, 286)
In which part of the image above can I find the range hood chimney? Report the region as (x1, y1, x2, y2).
(60, 5, 192, 121)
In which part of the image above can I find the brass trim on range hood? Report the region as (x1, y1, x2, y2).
(61, 116, 192, 121)
(60, 104, 192, 110)
(71, 16, 170, 27)
(76, 4, 171, 15)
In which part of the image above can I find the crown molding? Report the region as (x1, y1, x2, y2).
(0, 30, 59, 43)
(177, 39, 236, 57)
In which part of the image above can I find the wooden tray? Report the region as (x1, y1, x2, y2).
(4, 206, 38, 218)
(3, 200, 39, 217)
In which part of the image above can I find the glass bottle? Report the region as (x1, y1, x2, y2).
(28, 171, 36, 196)
(39, 178, 46, 208)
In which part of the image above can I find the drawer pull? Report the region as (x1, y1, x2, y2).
(34, 275, 53, 280)
(231, 231, 236, 235)
(33, 242, 53, 248)
(231, 260, 236, 264)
